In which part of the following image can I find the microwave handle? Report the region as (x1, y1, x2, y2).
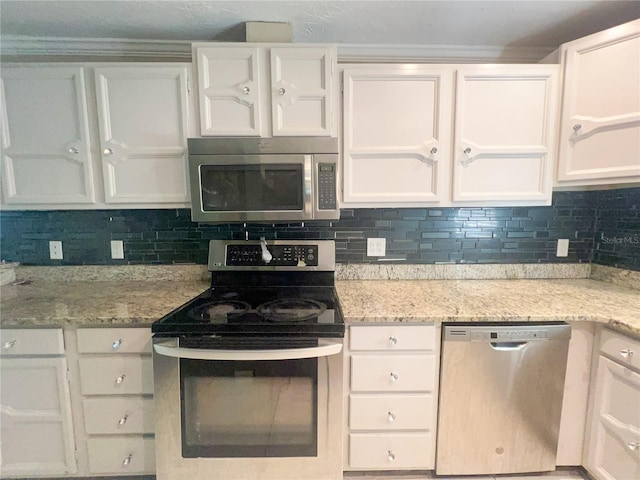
(153, 340, 342, 361)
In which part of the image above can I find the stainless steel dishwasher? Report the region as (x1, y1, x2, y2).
(436, 323, 571, 475)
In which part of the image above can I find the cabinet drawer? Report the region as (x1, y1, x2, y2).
(79, 356, 153, 395)
(87, 437, 155, 474)
(600, 329, 640, 371)
(0, 328, 64, 355)
(350, 325, 435, 351)
(349, 433, 432, 469)
(83, 397, 154, 434)
(349, 394, 433, 431)
(77, 327, 151, 354)
(351, 354, 435, 392)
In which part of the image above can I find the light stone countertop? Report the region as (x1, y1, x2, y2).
(0, 276, 638, 339)
(336, 278, 640, 339)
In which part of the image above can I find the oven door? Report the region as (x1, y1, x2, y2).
(189, 154, 312, 222)
(152, 337, 343, 480)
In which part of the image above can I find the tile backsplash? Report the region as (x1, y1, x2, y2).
(1, 188, 638, 271)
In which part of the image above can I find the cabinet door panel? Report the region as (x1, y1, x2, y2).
(453, 67, 557, 204)
(196, 47, 264, 136)
(270, 47, 334, 136)
(95, 66, 190, 204)
(558, 20, 640, 184)
(343, 67, 452, 205)
(1, 66, 95, 205)
(0, 357, 76, 476)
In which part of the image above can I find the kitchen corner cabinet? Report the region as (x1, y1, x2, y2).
(342, 66, 452, 205)
(1, 63, 192, 210)
(193, 43, 336, 137)
(0, 328, 77, 477)
(584, 328, 640, 480)
(556, 19, 640, 186)
(341, 64, 558, 208)
(343, 324, 439, 471)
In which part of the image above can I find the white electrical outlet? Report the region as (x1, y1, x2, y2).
(49, 241, 63, 260)
(367, 238, 386, 257)
(556, 239, 569, 257)
(110, 240, 125, 260)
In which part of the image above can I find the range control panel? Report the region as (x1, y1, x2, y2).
(226, 244, 319, 267)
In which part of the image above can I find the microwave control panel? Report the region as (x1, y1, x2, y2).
(226, 244, 319, 267)
(317, 163, 337, 210)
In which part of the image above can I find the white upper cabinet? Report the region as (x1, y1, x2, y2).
(194, 44, 336, 137)
(342, 66, 452, 206)
(453, 66, 558, 205)
(94, 65, 190, 204)
(1, 66, 96, 205)
(556, 19, 640, 185)
(341, 64, 558, 207)
(0, 63, 193, 210)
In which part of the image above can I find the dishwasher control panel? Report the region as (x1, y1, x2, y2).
(472, 330, 547, 341)
(444, 324, 570, 342)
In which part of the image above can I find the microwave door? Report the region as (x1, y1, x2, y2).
(190, 155, 313, 222)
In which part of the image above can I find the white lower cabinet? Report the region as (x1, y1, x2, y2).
(0, 328, 77, 477)
(344, 324, 439, 471)
(75, 326, 155, 476)
(584, 329, 640, 480)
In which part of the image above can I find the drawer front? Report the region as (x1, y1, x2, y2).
(79, 356, 153, 395)
(77, 327, 151, 354)
(350, 325, 435, 351)
(83, 397, 154, 434)
(349, 394, 433, 431)
(600, 329, 640, 371)
(0, 328, 64, 355)
(351, 354, 435, 392)
(349, 433, 432, 469)
(87, 436, 155, 474)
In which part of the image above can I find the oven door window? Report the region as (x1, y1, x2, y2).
(200, 164, 303, 212)
(180, 358, 318, 458)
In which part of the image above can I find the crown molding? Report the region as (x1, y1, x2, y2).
(0, 35, 554, 63)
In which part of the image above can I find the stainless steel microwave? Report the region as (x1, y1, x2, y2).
(188, 137, 339, 223)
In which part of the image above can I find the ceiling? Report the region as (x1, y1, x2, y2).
(1, 1, 639, 58)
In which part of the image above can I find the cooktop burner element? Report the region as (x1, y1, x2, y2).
(257, 298, 327, 323)
(152, 240, 344, 338)
(188, 300, 251, 323)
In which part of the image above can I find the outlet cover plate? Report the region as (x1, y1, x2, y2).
(49, 241, 63, 260)
(556, 239, 569, 257)
(367, 238, 386, 257)
(110, 240, 125, 260)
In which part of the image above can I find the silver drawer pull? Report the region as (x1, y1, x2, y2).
(2, 340, 17, 349)
(620, 349, 635, 359)
(242, 86, 250, 94)
(389, 336, 398, 346)
(67, 146, 79, 154)
(390, 372, 398, 383)
(112, 339, 123, 350)
(388, 450, 395, 461)
(122, 454, 132, 466)
(115, 374, 126, 385)
(628, 441, 640, 451)
(118, 414, 129, 426)
(388, 411, 396, 422)
(573, 124, 582, 132)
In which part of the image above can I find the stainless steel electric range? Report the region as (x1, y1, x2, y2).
(152, 239, 344, 480)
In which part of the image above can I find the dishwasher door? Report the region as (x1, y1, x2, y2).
(436, 323, 571, 475)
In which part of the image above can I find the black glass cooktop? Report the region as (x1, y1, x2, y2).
(152, 285, 344, 338)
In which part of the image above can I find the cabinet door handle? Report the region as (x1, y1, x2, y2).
(122, 454, 132, 466)
(242, 86, 250, 94)
(572, 124, 582, 132)
(118, 414, 129, 426)
(387, 450, 396, 461)
(628, 441, 640, 451)
(620, 348, 635, 359)
(103, 147, 114, 155)
(2, 340, 17, 349)
(278, 87, 286, 95)
(115, 374, 126, 385)
(390, 372, 398, 383)
(389, 336, 398, 346)
(388, 411, 396, 422)
(67, 147, 79, 154)
(112, 339, 122, 350)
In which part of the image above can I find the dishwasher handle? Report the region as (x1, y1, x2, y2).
(490, 341, 528, 351)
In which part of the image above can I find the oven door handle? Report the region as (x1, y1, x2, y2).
(153, 340, 343, 361)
